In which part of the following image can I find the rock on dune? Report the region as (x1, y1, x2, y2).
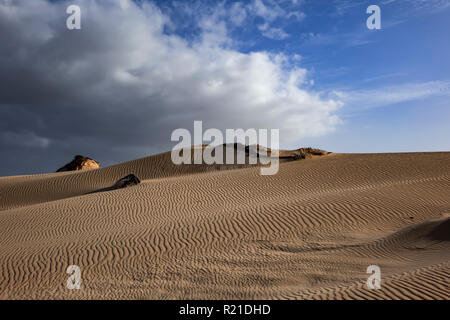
(56, 155, 100, 172)
(88, 174, 141, 194)
(112, 174, 141, 189)
(291, 148, 329, 160)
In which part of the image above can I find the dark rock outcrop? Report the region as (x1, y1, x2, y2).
(88, 174, 141, 194)
(290, 148, 329, 161)
(56, 155, 100, 172)
(112, 174, 141, 189)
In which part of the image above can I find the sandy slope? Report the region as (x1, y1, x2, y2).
(0, 151, 449, 299)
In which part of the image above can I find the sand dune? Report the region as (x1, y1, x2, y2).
(0, 151, 449, 299)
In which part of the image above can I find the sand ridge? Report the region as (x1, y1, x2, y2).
(0, 151, 449, 299)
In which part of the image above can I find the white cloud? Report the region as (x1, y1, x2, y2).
(395, 0, 450, 12)
(249, 0, 284, 22)
(229, 2, 247, 26)
(258, 23, 289, 40)
(246, 0, 303, 40)
(0, 0, 341, 153)
(287, 11, 306, 22)
(332, 81, 450, 110)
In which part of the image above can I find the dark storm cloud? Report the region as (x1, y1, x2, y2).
(0, 0, 341, 176)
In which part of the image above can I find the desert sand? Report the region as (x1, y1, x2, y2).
(0, 150, 449, 299)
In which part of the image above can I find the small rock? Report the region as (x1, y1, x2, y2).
(57, 155, 99, 172)
(112, 174, 141, 189)
(292, 154, 306, 161)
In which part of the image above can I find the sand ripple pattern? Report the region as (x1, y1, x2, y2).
(0, 152, 449, 299)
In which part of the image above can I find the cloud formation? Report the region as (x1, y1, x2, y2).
(333, 81, 450, 110)
(0, 0, 340, 175)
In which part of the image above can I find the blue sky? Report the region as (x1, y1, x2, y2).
(154, 0, 450, 152)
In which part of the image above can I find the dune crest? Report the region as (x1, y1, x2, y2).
(0, 151, 449, 299)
